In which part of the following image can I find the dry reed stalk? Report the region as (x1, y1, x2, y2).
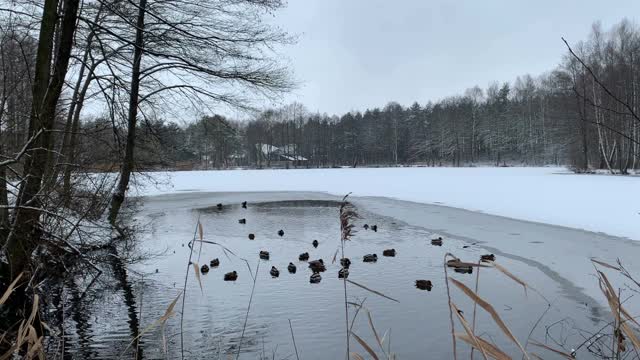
(348, 298, 367, 336)
(596, 270, 640, 353)
(0, 272, 23, 305)
(289, 319, 300, 360)
(180, 215, 201, 360)
(351, 332, 379, 360)
(192, 262, 203, 293)
(455, 333, 510, 360)
(444, 253, 458, 360)
(118, 292, 182, 359)
(340, 193, 357, 360)
(471, 259, 481, 360)
(0, 293, 45, 360)
(450, 302, 489, 360)
(529, 340, 575, 359)
(236, 260, 260, 359)
(449, 278, 529, 359)
(345, 279, 399, 303)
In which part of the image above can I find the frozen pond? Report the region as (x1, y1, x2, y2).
(62, 191, 640, 359)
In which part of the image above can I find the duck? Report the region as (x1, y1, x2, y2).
(312, 239, 319, 248)
(298, 252, 310, 261)
(288, 262, 297, 273)
(210, 258, 220, 267)
(415, 280, 433, 291)
(242, 201, 247, 209)
(431, 237, 443, 246)
(278, 229, 285, 237)
(224, 271, 238, 281)
(270, 266, 280, 277)
(216, 203, 223, 210)
(371, 225, 378, 232)
(363, 254, 378, 262)
(480, 254, 496, 262)
(382, 249, 396, 257)
(200, 264, 210, 274)
(259, 250, 270, 260)
(447, 259, 473, 274)
(338, 268, 349, 279)
(309, 273, 322, 284)
(454, 267, 473, 274)
(340, 257, 351, 269)
(363, 224, 369, 230)
(238, 218, 246, 224)
(462, 245, 470, 249)
(308, 259, 326, 273)
(248, 233, 255, 240)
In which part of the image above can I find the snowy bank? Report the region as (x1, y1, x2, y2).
(134, 167, 640, 241)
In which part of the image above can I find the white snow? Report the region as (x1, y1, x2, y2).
(134, 166, 640, 241)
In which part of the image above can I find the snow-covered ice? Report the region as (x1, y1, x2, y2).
(135, 166, 640, 241)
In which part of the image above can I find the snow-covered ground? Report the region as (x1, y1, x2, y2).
(135, 166, 640, 241)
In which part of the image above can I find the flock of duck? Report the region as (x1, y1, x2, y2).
(195, 201, 496, 292)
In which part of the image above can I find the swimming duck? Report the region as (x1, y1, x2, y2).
(242, 201, 247, 209)
(248, 233, 255, 240)
(200, 264, 210, 273)
(338, 268, 349, 279)
(371, 225, 378, 232)
(363, 224, 369, 230)
(431, 237, 443, 246)
(340, 257, 351, 269)
(210, 258, 220, 267)
(363, 254, 378, 262)
(480, 254, 496, 262)
(312, 240, 319, 248)
(216, 203, 223, 210)
(278, 229, 285, 237)
(309, 273, 322, 284)
(454, 267, 473, 274)
(298, 252, 310, 261)
(239, 218, 246, 224)
(259, 250, 270, 260)
(288, 262, 297, 273)
(415, 280, 433, 291)
(224, 271, 238, 281)
(270, 266, 280, 277)
(308, 259, 326, 273)
(447, 259, 473, 274)
(382, 249, 396, 257)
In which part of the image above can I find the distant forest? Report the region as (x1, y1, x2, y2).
(4, 20, 640, 173)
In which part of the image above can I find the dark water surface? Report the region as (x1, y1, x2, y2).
(61, 192, 639, 359)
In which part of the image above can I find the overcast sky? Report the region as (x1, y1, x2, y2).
(270, 0, 640, 116)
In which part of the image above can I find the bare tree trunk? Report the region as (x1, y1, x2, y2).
(108, 0, 147, 225)
(60, 8, 103, 205)
(3, 0, 80, 333)
(0, 132, 8, 236)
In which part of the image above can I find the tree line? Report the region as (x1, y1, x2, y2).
(84, 19, 638, 173)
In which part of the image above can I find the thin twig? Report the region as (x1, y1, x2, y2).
(180, 215, 200, 360)
(444, 253, 458, 360)
(289, 319, 300, 360)
(236, 260, 260, 359)
(471, 259, 481, 360)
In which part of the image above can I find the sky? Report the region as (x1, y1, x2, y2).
(269, 0, 640, 116)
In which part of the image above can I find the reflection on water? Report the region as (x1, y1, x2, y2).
(61, 192, 609, 359)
